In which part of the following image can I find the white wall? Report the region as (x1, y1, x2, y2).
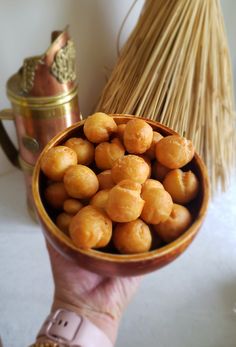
(0, 0, 235, 175)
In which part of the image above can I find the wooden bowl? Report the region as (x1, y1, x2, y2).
(32, 114, 210, 276)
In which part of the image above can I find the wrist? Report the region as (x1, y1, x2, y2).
(51, 298, 119, 345)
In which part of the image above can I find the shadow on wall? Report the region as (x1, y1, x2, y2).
(65, 0, 120, 116)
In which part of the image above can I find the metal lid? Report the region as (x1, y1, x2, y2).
(7, 27, 77, 99)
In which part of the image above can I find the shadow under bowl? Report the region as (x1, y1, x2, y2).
(32, 114, 210, 276)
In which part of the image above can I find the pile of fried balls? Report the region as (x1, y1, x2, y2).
(40, 113, 200, 254)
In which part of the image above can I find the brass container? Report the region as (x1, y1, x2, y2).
(0, 29, 82, 220)
(0, 75, 81, 220)
(4, 74, 80, 165)
(32, 115, 210, 277)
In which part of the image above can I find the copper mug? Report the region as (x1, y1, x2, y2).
(0, 73, 81, 220)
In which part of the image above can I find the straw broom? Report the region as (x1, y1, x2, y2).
(97, 0, 236, 193)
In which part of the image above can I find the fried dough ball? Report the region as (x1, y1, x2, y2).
(44, 182, 69, 209)
(90, 189, 110, 210)
(95, 139, 125, 170)
(111, 155, 150, 184)
(153, 204, 192, 243)
(94, 225, 113, 248)
(106, 180, 144, 222)
(113, 219, 152, 254)
(116, 123, 126, 142)
(83, 112, 117, 143)
(152, 161, 170, 181)
(64, 165, 99, 199)
(142, 179, 164, 195)
(97, 170, 115, 190)
(116, 179, 142, 193)
(63, 199, 83, 215)
(145, 131, 163, 160)
(138, 154, 151, 178)
(56, 212, 73, 235)
(41, 146, 77, 181)
(155, 135, 194, 169)
(124, 119, 153, 154)
(64, 137, 94, 165)
(111, 137, 124, 146)
(141, 188, 173, 224)
(163, 169, 199, 204)
(69, 205, 112, 249)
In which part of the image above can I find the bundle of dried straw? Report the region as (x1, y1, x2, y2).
(97, 0, 236, 193)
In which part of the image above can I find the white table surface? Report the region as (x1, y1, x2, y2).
(0, 169, 236, 347)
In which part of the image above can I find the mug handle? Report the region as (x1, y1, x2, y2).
(0, 109, 20, 168)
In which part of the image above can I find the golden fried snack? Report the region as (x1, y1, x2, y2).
(83, 112, 117, 143)
(93, 219, 112, 248)
(115, 179, 142, 193)
(40, 146, 77, 181)
(64, 165, 99, 199)
(64, 137, 94, 165)
(69, 205, 112, 249)
(106, 179, 144, 222)
(145, 131, 163, 160)
(153, 204, 192, 243)
(63, 199, 83, 215)
(111, 137, 124, 146)
(90, 189, 110, 210)
(163, 169, 199, 204)
(113, 219, 152, 254)
(111, 155, 150, 184)
(95, 138, 125, 170)
(142, 179, 164, 195)
(45, 182, 69, 209)
(116, 123, 126, 142)
(141, 188, 173, 224)
(152, 161, 170, 181)
(124, 119, 153, 154)
(138, 154, 151, 178)
(56, 212, 73, 235)
(97, 170, 115, 190)
(155, 135, 194, 169)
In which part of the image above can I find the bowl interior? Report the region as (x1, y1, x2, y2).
(33, 114, 210, 265)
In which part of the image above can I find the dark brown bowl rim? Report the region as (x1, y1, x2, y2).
(32, 114, 210, 263)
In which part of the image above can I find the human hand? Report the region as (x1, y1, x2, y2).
(47, 243, 141, 344)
